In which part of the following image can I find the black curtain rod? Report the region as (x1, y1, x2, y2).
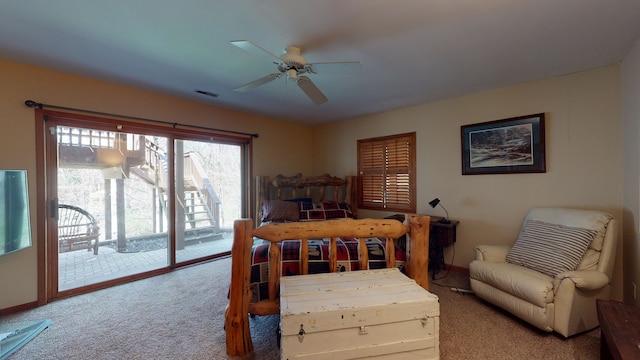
(24, 100, 259, 138)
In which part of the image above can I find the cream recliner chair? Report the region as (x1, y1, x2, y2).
(469, 207, 616, 337)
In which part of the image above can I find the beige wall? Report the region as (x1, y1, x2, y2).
(1, 57, 633, 309)
(622, 37, 640, 306)
(0, 58, 314, 309)
(314, 65, 625, 300)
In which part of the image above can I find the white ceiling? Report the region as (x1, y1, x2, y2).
(2, 1, 640, 125)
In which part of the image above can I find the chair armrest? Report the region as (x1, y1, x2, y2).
(473, 245, 511, 262)
(555, 270, 609, 290)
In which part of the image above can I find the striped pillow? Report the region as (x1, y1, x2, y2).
(506, 220, 597, 278)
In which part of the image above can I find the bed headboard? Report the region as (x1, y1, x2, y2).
(254, 173, 356, 226)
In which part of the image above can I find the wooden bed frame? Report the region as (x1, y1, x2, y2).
(225, 174, 431, 356)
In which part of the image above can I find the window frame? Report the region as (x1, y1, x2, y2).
(357, 132, 416, 213)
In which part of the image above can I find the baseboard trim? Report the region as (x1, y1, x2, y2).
(0, 301, 39, 316)
(446, 264, 469, 275)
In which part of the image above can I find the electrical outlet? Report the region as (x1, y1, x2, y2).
(633, 282, 637, 300)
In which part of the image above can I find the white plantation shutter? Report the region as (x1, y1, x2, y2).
(358, 133, 416, 212)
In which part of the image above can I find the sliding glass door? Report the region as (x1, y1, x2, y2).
(55, 127, 170, 291)
(43, 112, 248, 299)
(174, 139, 241, 263)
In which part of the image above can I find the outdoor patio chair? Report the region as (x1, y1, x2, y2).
(58, 204, 100, 255)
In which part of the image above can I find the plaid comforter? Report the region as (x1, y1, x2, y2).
(249, 237, 406, 302)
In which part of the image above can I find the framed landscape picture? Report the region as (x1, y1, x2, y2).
(461, 113, 545, 175)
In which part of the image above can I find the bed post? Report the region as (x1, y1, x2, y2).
(255, 176, 269, 228)
(346, 175, 357, 217)
(225, 219, 254, 356)
(405, 214, 431, 291)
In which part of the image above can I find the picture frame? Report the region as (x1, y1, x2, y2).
(461, 113, 545, 175)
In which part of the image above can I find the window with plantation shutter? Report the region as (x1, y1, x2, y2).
(357, 132, 416, 212)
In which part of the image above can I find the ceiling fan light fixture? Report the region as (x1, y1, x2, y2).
(287, 69, 298, 79)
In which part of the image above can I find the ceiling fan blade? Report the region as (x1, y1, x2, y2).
(233, 73, 281, 92)
(307, 61, 363, 76)
(230, 40, 282, 63)
(297, 76, 328, 105)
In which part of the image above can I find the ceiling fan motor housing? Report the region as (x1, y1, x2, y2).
(280, 46, 310, 76)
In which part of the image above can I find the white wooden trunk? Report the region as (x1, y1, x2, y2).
(280, 268, 439, 360)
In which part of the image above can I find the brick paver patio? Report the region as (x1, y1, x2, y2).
(58, 234, 233, 291)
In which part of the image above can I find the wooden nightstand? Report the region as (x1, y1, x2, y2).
(428, 216, 459, 278)
(384, 214, 459, 278)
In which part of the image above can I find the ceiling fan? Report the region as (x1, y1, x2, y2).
(230, 40, 362, 105)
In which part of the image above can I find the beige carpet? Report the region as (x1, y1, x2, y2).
(1, 257, 600, 359)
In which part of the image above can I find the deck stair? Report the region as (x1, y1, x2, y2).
(57, 127, 223, 243)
